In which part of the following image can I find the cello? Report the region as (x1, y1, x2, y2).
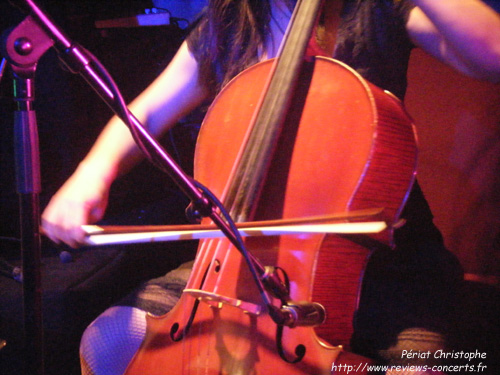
(124, 0, 417, 373)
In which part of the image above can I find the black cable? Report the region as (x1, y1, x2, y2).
(64, 34, 281, 315)
(192, 180, 247, 252)
(77, 45, 160, 168)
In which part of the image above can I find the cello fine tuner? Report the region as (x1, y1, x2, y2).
(183, 289, 262, 316)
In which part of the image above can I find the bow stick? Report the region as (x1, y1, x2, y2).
(82, 208, 390, 246)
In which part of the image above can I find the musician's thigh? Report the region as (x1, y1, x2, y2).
(80, 306, 147, 375)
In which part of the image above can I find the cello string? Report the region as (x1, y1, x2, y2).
(178, 0, 307, 362)
(193, 180, 275, 309)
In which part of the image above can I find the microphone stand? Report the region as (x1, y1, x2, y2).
(1, 14, 54, 375)
(7, 0, 283, 310)
(2, 2, 326, 373)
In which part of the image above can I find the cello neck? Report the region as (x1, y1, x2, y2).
(223, 0, 324, 222)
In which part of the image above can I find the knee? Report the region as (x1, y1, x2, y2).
(80, 306, 147, 375)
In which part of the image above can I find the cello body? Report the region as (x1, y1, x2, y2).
(123, 57, 417, 375)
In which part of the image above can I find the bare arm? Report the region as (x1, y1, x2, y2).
(42, 41, 208, 247)
(407, 0, 500, 82)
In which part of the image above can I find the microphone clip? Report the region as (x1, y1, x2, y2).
(268, 301, 326, 328)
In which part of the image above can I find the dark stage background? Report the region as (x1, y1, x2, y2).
(0, 1, 499, 374)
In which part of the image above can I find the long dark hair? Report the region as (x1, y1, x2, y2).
(193, 0, 296, 95)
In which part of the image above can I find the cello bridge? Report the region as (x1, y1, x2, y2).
(184, 289, 262, 316)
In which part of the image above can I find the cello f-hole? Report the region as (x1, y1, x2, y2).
(170, 256, 214, 342)
(276, 324, 306, 364)
(170, 322, 180, 341)
(169, 298, 202, 342)
(213, 259, 221, 273)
